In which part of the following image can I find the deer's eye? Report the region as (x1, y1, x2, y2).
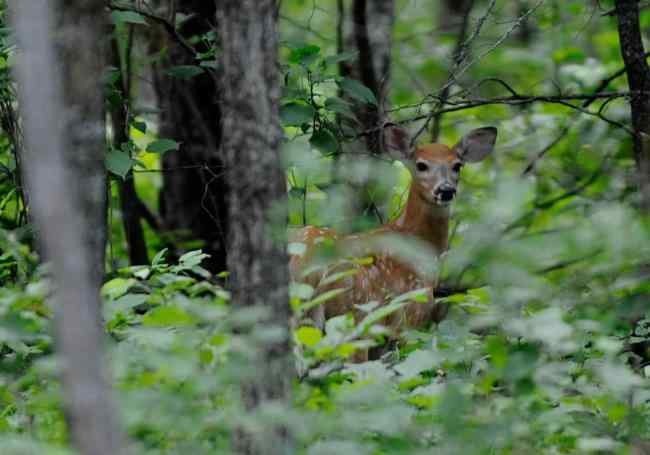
(452, 162, 463, 173)
(416, 162, 429, 172)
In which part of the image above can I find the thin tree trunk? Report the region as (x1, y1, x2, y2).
(340, 0, 395, 225)
(11, 1, 128, 454)
(614, 0, 650, 212)
(430, 0, 475, 142)
(515, 0, 535, 44)
(216, 1, 293, 453)
(111, 35, 149, 265)
(439, 0, 473, 31)
(153, 0, 229, 274)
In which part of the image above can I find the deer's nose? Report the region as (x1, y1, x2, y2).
(437, 186, 456, 202)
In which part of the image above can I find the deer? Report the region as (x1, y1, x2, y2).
(289, 123, 497, 362)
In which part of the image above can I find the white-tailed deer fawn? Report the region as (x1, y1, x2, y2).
(290, 123, 497, 359)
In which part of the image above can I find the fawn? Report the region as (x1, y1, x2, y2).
(290, 123, 497, 360)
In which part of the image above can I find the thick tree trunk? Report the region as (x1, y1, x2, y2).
(111, 37, 149, 265)
(153, 0, 229, 274)
(614, 0, 650, 212)
(59, 0, 109, 283)
(11, 1, 127, 454)
(216, 1, 293, 454)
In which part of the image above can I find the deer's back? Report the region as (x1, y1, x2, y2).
(289, 225, 440, 332)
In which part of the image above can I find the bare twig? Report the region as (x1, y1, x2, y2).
(521, 125, 571, 176)
(387, 91, 636, 138)
(411, 0, 546, 144)
(601, 0, 650, 16)
(429, 0, 476, 142)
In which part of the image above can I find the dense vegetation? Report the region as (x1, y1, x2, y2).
(2, 0, 650, 453)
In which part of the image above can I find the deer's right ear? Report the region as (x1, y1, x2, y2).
(382, 123, 412, 161)
(454, 127, 497, 163)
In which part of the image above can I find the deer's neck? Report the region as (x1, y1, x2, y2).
(390, 186, 450, 255)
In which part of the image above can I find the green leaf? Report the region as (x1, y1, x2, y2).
(106, 149, 134, 179)
(394, 349, 441, 379)
(324, 97, 357, 120)
(287, 242, 307, 256)
(111, 11, 149, 26)
(309, 129, 338, 155)
(151, 248, 168, 268)
(132, 120, 147, 134)
(324, 51, 359, 66)
(142, 305, 196, 327)
(280, 103, 315, 126)
(101, 278, 137, 300)
(338, 78, 377, 105)
(300, 287, 350, 315)
(288, 45, 321, 65)
(176, 250, 210, 269)
(113, 294, 148, 312)
(146, 139, 180, 154)
(289, 282, 314, 301)
(165, 65, 203, 79)
(295, 326, 323, 347)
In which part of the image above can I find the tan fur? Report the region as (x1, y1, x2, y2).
(290, 127, 496, 361)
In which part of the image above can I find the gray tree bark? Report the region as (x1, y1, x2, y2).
(153, 0, 229, 274)
(11, 1, 128, 454)
(614, 0, 650, 212)
(216, 1, 293, 454)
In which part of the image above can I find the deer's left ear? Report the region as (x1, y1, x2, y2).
(382, 122, 413, 162)
(453, 127, 497, 163)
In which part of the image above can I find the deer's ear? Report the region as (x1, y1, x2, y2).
(382, 123, 412, 161)
(454, 127, 497, 163)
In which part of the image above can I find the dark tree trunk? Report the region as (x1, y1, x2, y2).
(430, 0, 475, 142)
(11, 0, 128, 453)
(439, 0, 473, 31)
(216, 1, 293, 453)
(350, 0, 394, 133)
(515, 0, 535, 44)
(153, 0, 229, 274)
(614, 0, 650, 212)
(339, 0, 395, 225)
(110, 36, 149, 265)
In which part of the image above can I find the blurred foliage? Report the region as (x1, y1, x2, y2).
(0, 0, 649, 454)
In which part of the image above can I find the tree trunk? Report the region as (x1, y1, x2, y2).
(614, 0, 650, 212)
(439, 0, 473, 32)
(216, 1, 293, 454)
(153, 0, 229, 274)
(339, 0, 395, 225)
(11, 1, 128, 454)
(111, 35, 149, 265)
(430, 0, 475, 142)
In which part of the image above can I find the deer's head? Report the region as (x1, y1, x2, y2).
(383, 124, 497, 207)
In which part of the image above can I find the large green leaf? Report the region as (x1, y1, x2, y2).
(111, 11, 148, 26)
(288, 45, 321, 66)
(106, 149, 134, 179)
(324, 97, 357, 121)
(338, 78, 377, 105)
(280, 103, 315, 126)
(309, 129, 338, 155)
(146, 139, 180, 154)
